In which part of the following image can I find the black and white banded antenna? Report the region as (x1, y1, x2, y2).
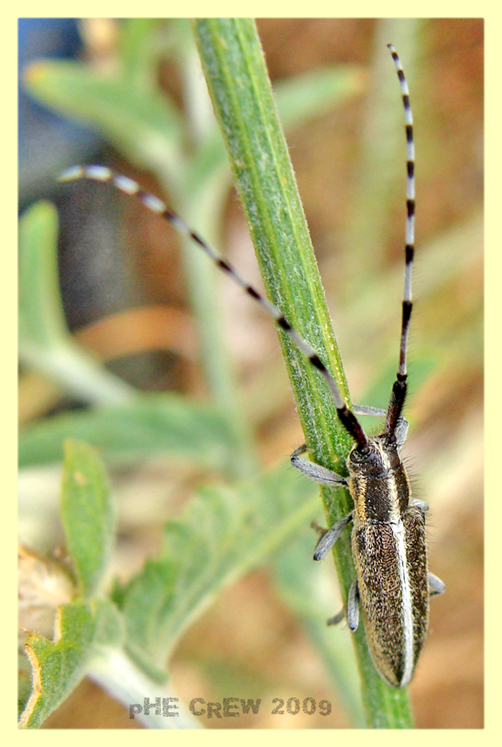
(385, 43, 415, 438)
(58, 44, 415, 454)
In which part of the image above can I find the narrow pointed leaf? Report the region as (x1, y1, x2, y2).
(19, 394, 234, 472)
(24, 61, 184, 177)
(19, 202, 134, 404)
(274, 64, 366, 130)
(60, 440, 115, 599)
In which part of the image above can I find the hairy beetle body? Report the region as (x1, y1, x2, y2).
(349, 436, 429, 687)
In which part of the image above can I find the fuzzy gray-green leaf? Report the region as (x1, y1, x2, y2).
(117, 465, 319, 673)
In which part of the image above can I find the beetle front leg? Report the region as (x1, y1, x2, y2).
(411, 498, 430, 512)
(290, 444, 348, 486)
(352, 405, 409, 449)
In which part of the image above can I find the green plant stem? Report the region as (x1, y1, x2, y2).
(193, 18, 413, 728)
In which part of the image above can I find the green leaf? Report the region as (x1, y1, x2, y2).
(274, 64, 366, 130)
(19, 201, 68, 349)
(117, 464, 319, 675)
(119, 19, 165, 87)
(19, 600, 123, 729)
(19, 201, 134, 404)
(19, 394, 234, 472)
(60, 440, 115, 599)
(24, 60, 184, 180)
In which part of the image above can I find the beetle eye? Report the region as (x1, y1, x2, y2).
(350, 446, 372, 463)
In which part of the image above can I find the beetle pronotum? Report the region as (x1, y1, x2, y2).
(59, 44, 444, 687)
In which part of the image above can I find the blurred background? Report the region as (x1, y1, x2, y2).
(18, 18, 483, 728)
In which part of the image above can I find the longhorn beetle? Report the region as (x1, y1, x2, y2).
(59, 44, 444, 687)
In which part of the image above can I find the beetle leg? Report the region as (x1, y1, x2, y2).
(346, 580, 360, 631)
(326, 608, 345, 626)
(312, 512, 353, 561)
(411, 498, 429, 512)
(291, 444, 348, 486)
(428, 572, 445, 596)
(353, 405, 409, 449)
(352, 404, 386, 417)
(326, 580, 359, 630)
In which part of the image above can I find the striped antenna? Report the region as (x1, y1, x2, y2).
(385, 43, 415, 436)
(58, 164, 369, 449)
(58, 45, 415, 449)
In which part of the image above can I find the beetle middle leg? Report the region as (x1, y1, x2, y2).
(311, 512, 353, 561)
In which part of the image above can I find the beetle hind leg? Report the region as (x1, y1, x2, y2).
(428, 572, 445, 596)
(346, 579, 360, 630)
(327, 608, 345, 626)
(327, 580, 359, 631)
